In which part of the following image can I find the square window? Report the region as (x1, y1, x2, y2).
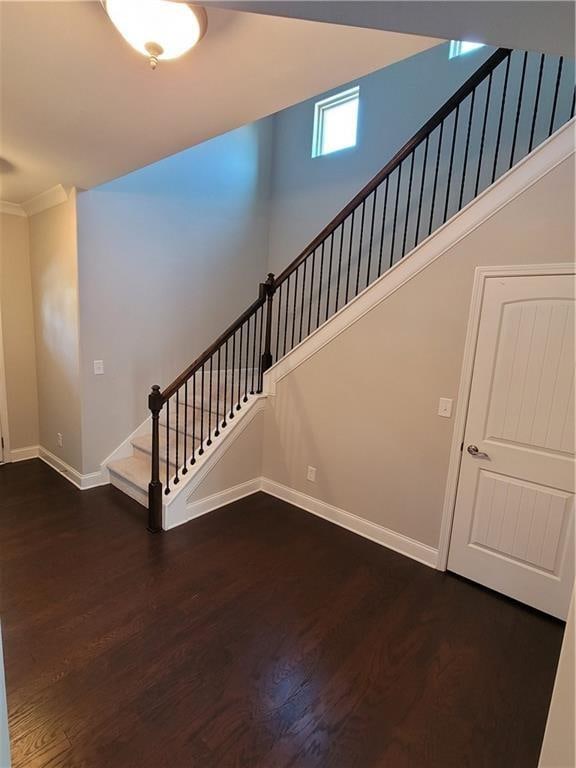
(449, 40, 486, 59)
(312, 86, 359, 158)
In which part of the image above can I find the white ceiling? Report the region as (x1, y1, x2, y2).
(209, 1, 575, 57)
(0, 2, 440, 204)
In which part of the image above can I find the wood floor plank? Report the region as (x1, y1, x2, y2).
(0, 459, 564, 768)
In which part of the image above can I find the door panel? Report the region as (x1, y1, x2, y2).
(448, 274, 575, 619)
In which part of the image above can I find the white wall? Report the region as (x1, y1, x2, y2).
(262, 155, 574, 549)
(0, 212, 39, 454)
(266, 43, 495, 275)
(77, 121, 273, 473)
(28, 192, 82, 471)
(266, 44, 573, 280)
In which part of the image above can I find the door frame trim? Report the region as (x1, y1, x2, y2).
(436, 262, 576, 571)
(0, 305, 10, 463)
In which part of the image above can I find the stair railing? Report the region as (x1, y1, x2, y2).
(148, 46, 574, 531)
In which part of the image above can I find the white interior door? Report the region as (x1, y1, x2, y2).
(448, 273, 575, 620)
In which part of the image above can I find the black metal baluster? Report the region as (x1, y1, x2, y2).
(335, 223, 344, 313)
(291, 267, 298, 350)
(325, 232, 334, 322)
(459, 90, 476, 208)
(390, 163, 402, 267)
(509, 51, 528, 169)
(237, 323, 242, 410)
(164, 399, 170, 494)
(428, 121, 444, 236)
(257, 305, 264, 393)
(355, 201, 365, 296)
(174, 391, 179, 484)
(216, 348, 221, 435)
(199, 363, 205, 452)
(182, 381, 188, 475)
(308, 249, 316, 335)
(229, 333, 236, 418)
(317, 240, 325, 327)
(528, 54, 545, 152)
(207, 356, 213, 444)
(414, 138, 428, 249)
(299, 260, 307, 343)
(492, 55, 511, 183)
(402, 152, 415, 258)
(250, 313, 257, 395)
(377, 177, 389, 276)
(283, 274, 290, 355)
(366, 189, 377, 287)
(549, 57, 564, 135)
(570, 86, 575, 118)
(443, 105, 460, 223)
(474, 74, 492, 196)
(345, 210, 355, 304)
(191, 373, 197, 461)
(244, 320, 250, 402)
(222, 341, 227, 429)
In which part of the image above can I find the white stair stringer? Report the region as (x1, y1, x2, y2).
(107, 392, 266, 528)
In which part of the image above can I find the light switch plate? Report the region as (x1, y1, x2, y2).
(307, 465, 317, 482)
(438, 397, 453, 418)
(93, 360, 104, 375)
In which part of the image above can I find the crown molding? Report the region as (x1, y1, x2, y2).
(0, 201, 26, 217)
(21, 184, 70, 217)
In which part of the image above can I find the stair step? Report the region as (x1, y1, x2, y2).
(132, 432, 201, 465)
(165, 369, 259, 414)
(108, 455, 150, 497)
(160, 409, 217, 438)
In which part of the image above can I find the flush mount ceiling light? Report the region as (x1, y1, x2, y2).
(101, 0, 207, 70)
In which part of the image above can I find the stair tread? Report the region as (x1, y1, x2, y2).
(133, 432, 201, 457)
(160, 409, 225, 437)
(108, 455, 150, 491)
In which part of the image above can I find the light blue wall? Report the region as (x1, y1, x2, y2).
(266, 42, 497, 273)
(77, 120, 273, 472)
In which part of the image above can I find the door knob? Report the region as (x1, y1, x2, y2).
(467, 444, 490, 459)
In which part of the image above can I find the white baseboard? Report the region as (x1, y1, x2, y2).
(168, 473, 439, 567)
(260, 477, 439, 568)
(165, 477, 262, 530)
(7, 445, 39, 462)
(38, 446, 108, 491)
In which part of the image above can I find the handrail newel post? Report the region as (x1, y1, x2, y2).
(147, 384, 164, 533)
(259, 272, 276, 391)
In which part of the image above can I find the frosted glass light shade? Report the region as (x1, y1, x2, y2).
(104, 0, 206, 65)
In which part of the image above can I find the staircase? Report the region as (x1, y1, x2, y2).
(108, 368, 256, 506)
(106, 47, 575, 530)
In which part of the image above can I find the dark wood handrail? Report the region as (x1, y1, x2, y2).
(161, 295, 266, 400)
(274, 47, 512, 288)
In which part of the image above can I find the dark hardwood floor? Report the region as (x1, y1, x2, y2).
(0, 459, 564, 768)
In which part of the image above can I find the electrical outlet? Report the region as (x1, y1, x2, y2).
(57, 432, 63, 447)
(307, 465, 317, 482)
(93, 360, 104, 375)
(438, 398, 453, 418)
